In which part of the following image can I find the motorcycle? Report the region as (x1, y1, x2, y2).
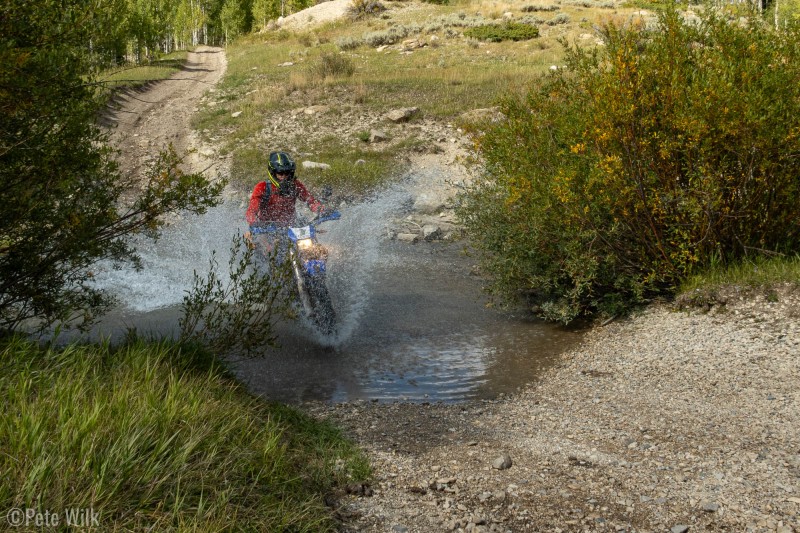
(249, 211, 341, 334)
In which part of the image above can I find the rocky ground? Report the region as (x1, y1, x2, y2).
(306, 286, 800, 533)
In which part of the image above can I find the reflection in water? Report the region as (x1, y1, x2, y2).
(233, 241, 582, 404)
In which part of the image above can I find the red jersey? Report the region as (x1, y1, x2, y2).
(245, 180, 322, 227)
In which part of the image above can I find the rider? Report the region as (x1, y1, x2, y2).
(245, 151, 328, 254)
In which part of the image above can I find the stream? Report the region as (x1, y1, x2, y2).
(84, 182, 583, 404)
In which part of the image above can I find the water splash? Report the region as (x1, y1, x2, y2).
(291, 183, 414, 345)
(90, 184, 412, 344)
(91, 200, 246, 312)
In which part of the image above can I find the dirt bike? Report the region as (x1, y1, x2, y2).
(249, 211, 341, 334)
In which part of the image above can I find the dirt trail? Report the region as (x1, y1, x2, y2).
(104, 46, 227, 180)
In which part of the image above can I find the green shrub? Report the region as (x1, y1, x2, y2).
(546, 12, 570, 25)
(457, 10, 800, 323)
(463, 22, 540, 42)
(363, 26, 410, 46)
(348, 0, 387, 19)
(521, 4, 560, 11)
(336, 35, 364, 50)
(309, 51, 356, 79)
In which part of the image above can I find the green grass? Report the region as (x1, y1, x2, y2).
(0, 337, 369, 531)
(681, 254, 800, 293)
(98, 51, 190, 91)
(464, 22, 540, 42)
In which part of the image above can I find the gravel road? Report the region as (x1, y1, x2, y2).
(104, 46, 227, 180)
(308, 286, 800, 533)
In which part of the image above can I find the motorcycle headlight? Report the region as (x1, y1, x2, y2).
(297, 238, 314, 250)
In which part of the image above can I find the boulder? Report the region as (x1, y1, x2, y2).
(396, 233, 419, 244)
(385, 107, 419, 123)
(413, 192, 447, 215)
(422, 224, 442, 241)
(369, 129, 389, 143)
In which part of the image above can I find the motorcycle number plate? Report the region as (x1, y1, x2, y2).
(290, 226, 312, 240)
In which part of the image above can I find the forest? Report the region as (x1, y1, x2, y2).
(81, 0, 315, 65)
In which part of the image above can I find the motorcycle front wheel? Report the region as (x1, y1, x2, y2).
(305, 275, 336, 334)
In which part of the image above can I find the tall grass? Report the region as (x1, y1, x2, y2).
(680, 254, 800, 293)
(0, 337, 369, 531)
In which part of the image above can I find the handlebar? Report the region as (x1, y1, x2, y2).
(249, 210, 341, 234)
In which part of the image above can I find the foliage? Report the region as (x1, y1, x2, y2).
(221, 0, 249, 42)
(464, 22, 540, 42)
(252, 0, 278, 31)
(458, 10, 800, 323)
(0, 336, 369, 530)
(179, 233, 294, 355)
(521, 4, 560, 12)
(0, 1, 223, 332)
(546, 12, 570, 25)
(309, 51, 356, 79)
(336, 35, 364, 50)
(347, 0, 387, 20)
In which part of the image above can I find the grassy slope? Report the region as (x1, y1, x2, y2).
(0, 338, 369, 531)
(192, 0, 640, 191)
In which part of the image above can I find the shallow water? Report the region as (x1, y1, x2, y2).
(78, 182, 583, 404)
(232, 241, 582, 403)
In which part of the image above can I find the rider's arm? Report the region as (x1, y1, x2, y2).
(296, 180, 323, 213)
(245, 181, 268, 226)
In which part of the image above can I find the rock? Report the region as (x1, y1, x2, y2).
(385, 107, 419, 123)
(422, 224, 442, 241)
(396, 233, 419, 244)
(355, 159, 366, 165)
(376, 45, 388, 52)
(671, 526, 689, 533)
(301, 161, 331, 170)
(413, 193, 447, 215)
(503, 11, 514, 18)
(303, 105, 330, 115)
(492, 454, 513, 470)
(231, 111, 242, 118)
(701, 501, 720, 512)
(401, 39, 424, 51)
(369, 129, 389, 143)
(278, 61, 294, 67)
(392, 525, 409, 533)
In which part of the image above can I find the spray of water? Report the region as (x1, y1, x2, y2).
(311, 183, 413, 345)
(90, 184, 413, 345)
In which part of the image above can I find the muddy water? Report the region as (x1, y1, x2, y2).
(83, 190, 583, 404)
(232, 241, 583, 403)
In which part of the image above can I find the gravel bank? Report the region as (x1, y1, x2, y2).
(307, 285, 800, 532)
